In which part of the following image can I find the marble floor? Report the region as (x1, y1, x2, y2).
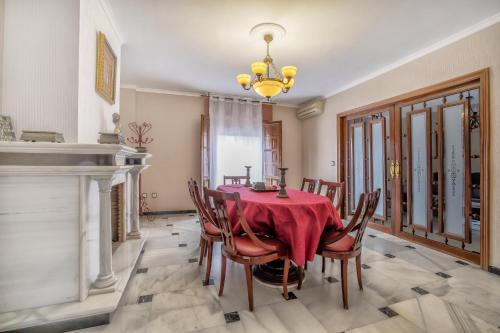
(74, 214, 500, 333)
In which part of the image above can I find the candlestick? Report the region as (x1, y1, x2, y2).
(244, 166, 252, 187)
(277, 167, 289, 198)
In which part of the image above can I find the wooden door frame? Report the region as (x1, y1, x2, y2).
(336, 69, 489, 269)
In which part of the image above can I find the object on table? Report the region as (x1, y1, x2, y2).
(98, 132, 125, 144)
(20, 130, 64, 143)
(277, 167, 289, 198)
(244, 165, 252, 187)
(127, 121, 154, 153)
(0, 115, 15, 141)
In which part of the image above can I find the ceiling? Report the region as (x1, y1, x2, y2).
(108, 0, 500, 105)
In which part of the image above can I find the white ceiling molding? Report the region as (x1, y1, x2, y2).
(120, 85, 299, 108)
(324, 12, 500, 99)
(98, 0, 124, 44)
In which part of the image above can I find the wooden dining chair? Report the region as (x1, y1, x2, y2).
(187, 179, 222, 285)
(316, 180, 345, 211)
(204, 188, 290, 311)
(223, 175, 248, 185)
(316, 189, 380, 309)
(300, 177, 318, 193)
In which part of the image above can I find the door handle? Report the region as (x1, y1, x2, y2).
(389, 160, 400, 180)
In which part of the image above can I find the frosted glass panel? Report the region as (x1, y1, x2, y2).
(371, 122, 385, 217)
(442, 104, 466, 237)
(410, 113, 428, 228)
(353, 125, 365, 206)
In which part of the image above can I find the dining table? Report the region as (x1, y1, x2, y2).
(218, 184, 343, 285)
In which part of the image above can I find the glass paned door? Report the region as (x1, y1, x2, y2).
(345, 108, 394, 229)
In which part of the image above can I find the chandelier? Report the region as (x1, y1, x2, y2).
(236, 23, 297, 101)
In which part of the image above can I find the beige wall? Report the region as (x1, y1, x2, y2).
(120, 89, 205, 212)
(273, 105, 303, 189)
(302, 22, 500, 266)
(120, 89, 304, 212)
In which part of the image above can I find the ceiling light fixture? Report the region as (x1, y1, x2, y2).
(236, 23, 297, 101)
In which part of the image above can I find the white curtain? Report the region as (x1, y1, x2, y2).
(209, 97, 263, 188)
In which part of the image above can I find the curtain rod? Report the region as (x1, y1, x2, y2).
(202, 93, 275, 105)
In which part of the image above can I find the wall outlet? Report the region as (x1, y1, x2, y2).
(141, 192, 148, 198)
(152, 192, 158, 198)
(330, 161, 335, 167)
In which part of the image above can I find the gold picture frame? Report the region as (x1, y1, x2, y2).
(96, 31, 117, 104)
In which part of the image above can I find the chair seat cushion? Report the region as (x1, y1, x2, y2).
(321, 231, 355, 252)
(204, 222, 221, 236)
(234, 236, 286, 257)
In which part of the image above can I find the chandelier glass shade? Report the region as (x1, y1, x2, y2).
(237, 32, 297, 100)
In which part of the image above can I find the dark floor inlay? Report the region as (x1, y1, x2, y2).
(285, 291, 298, 300)
(136, 268, 148, 274)
(224, 311, 240, 323)
(161, 217, 169, 219)
(379, 306, 398, 317)
(456, 260, 469, 266)
(405, 245, 416, 249)
(196, 220, 200, 224)
(384, 253, 396, 258)
(361, 264, 371, 269)
(179, 243, 187, 247)
(411, 287, 429, 295)
(189, 214, 196, 217)
(188, 258, 198, 263)
(325, 276, 339, 283)
(368, 234, 377, 238)
(138, 294, 153, 304)
(140, 249, 145, 254)
(436, 272, 452, 279)
(172, 232, 180, 236)
(166, 223, 173, 227)
(203, 278, 215, 286)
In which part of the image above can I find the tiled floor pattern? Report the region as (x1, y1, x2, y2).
(75, 215, 500, 333)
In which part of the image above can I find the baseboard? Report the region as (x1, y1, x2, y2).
(3, 313, 110, 333)
(143, 210, 196, 216)
(488, 265, 500, 276)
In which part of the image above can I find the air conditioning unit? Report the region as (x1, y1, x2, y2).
(296, 99, 325, 120)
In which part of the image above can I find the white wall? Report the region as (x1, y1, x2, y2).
(1, 0, 79, 141)
(0, 0, 4, 109)
(78, 0, 122, 143)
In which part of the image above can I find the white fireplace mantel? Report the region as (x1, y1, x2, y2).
(0, 142, 151, 331)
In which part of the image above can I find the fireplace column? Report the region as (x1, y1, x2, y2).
(128, 165, 149, 239)
(92, 175, 118, 289)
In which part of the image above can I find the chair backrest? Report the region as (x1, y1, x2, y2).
(301, 177, 318, 193)
(323, 189, 380, 252)
(223, 175, 248, 185)
(187, 179, 213, 235)
(204, 188, 278, 256)
(265, 175, 280, 186)
(316, 180, 345, 211)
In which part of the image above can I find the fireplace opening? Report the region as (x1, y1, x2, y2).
(111, 183, 124, 253)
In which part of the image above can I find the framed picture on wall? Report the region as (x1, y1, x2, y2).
(95, 31, 117, 105)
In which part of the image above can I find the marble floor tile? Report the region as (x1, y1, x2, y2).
(443, 265, 500, 295)
(393, 246, 465, 273)
(138, 246, 200, 268)
(147, 286, 225, 333)
(368, 258, 442, 286)
(73, 303, 151, 333)
(346, 316, 424, 333)
(144, 235, 181, 250)
(390, 293, 500, 332)
(123, 263, 203, 305)
(422, 277, 500, 327)
(294, 284, 387, 332)
(361, 236, 410, 255)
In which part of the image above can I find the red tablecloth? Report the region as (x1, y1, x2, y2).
(217, 185, 343, 265)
